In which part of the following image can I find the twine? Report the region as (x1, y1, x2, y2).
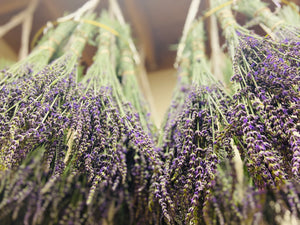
(219, 9, 234, 19)
(192, 41, 205, 51)
(178, 71, 189, 77)
(122, 70, 135, 76)
(74, 29, 89, 41)
(48, 37, 59, 45)
(99, 40, 111, 48)
(37, 45, 55, 53)
(74, 36, 87, 43)
(178, 58, 190, 77)
(70, 47, 80, 57)
(82, 19, 119, 36)
(201, 0, 234, 21)
(218, 8, 236, 30)
(223, 20, 236, 30)
(194, 53, 206, 61)
(270, 20, 284, 31)
(97, 48, 109, 55)
(47, 29, 67, 46)
(254, 7, 270, 17)
(31, 19, 119, 50)
(101, 31, 113, 38)
(121, 56, 133, 63)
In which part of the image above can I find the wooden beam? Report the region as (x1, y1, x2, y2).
(124, 0, 157, 69)
(0, 0, 30, 16)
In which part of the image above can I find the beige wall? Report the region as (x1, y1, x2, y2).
(148, 69, 177, 127)
(0, 38, 17, 61)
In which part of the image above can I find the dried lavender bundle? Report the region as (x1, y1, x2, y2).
(0, 11, 161, 224)
(148, 25, 194, 225)
(116, 24, 157, 137)
(0, 20, 77, 85)
(159, 18, 212, 145)
(160, 38, 193, 137)
(0, 14, 134, 224)
(0, 13, 150, 224)
(205, 161, 300, 225)
(0, 146, 103, 225)
(150, 21, 235, 224)
(0, 14, 96, 171)
(212, 0, 300, 200)
(277, 3, 300, 26)
(147, 52, 192, 225)
(46, 14, 161, 224)
(234, 0, 300, 41)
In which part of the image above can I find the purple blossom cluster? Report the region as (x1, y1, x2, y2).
(69, 83, 159, 223)
(205, 160, 300, 225)
(151, 84, 233, 224)
(0, 63, 158, 224)
(1, 8, 300, 225)
(228, 35, 300, 188)
(0, 19, 160, 224)
(0, 20, 76, 86)
(0, 145, 125, 225)
(0, 55, 78, 171)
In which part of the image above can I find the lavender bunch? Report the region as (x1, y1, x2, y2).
(0, 145, 111, 225)
(116, 23, 157, 137)
(160, 42, 192, 137)
(212, 0, 300, 188)
(159, 19, 211, 142)
(232, 36, 300, 182)
(234, 0, 300, 41)
(148, 26, 194, 224)
(0, 14, 96, 171)
(277, 2, 300, 26)
(150, 21, 235, 224)
(205, 161, 300, 225)
(0, 14, 129, 224)
(0, 20, 76, 85)
(0, 12, 158, 224)
(57, 14, 162, 224)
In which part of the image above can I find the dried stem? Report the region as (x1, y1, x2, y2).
(57, 0, 100, 22)
(109, 0, 157, 122)
(175, 0, 202, 68)
(19, 0, 38, 60)
(209, 14, 224, 82)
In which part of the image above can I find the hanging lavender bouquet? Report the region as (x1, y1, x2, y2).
(234, 0, 300, 41)
(0, 13, 99, 224)
(0, 20, 76, 85)
(204, 160, 300, 225)
(0, 13, 97, 171)
(0, 12, 161, 224)
(211, 0, 300, 188)
(116, 23, 157, 138)
(150, 21, 235, 224)
(277, 2, 300, 27)
(56, 13, 166, 224)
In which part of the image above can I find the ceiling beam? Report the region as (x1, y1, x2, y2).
(0, 0, 30, 16)
(124, 0, 157, 69)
